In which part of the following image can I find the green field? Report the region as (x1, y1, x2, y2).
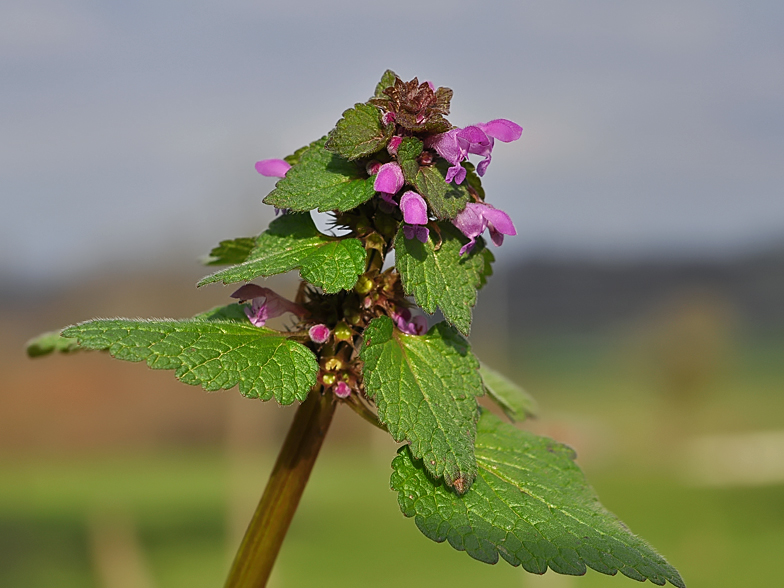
(2, 334, 783, 588)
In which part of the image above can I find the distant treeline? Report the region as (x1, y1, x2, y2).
(494, 247, 784, 333)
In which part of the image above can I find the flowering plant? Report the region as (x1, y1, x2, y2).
(27, 71, 684, 588)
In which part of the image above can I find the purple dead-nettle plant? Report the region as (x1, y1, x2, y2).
(27, 70, 685, 588)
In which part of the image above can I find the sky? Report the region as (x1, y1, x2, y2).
(2, 0, 783, 282)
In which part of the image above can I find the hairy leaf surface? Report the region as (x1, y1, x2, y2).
(199, 213, 366, 293)
(413, 162, 471, 220)
(480, 362, 538, 422)
(392, 410, 685, 588)
(360, 316, 483, 493)
(62, 318, 318, 405)
(263, 137, 376, 212)
(395, 223, 494, 335)
(325, 103, 391, 160)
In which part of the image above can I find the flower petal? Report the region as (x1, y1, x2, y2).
(255, 159, 291, 177)
(400, 191, 429, 225)
(482, 205, 517, 237)
(374, 162, 404, 194)
(477, 119, 523, 142)
(453, 202, 486, 241)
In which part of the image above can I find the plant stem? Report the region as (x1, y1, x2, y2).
(224, 389, 337, 588)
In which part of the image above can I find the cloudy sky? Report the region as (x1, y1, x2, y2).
(2, 0, 783, 282)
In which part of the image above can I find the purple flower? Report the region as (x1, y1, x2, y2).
(255, 159, 291, 178)
(387, 135, 403, 156)
(453, 202, 517, 256)
(399, 191, 428, 225)
(230, 284, 305, 327)
(392, 307, 428, 336)
(373, 162, 404, 194)
(403, 225, 430, 243)
(308, 324, 331, 344)
(333, 381, 351, 398)
(399, 190, 430, 243)
(426, 119, 522, 184)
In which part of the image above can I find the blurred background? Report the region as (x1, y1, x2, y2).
(2, 1, 783, 586)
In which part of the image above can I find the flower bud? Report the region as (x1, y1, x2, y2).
(308, 324, 331, 344)
(321, 373, 336, 386)
(333, 322, 353, 342)
(333, 381, 351, 398)
(354, 275, 374, 295)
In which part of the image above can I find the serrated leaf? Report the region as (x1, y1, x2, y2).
(413, 162, 470, 220)
(397, 137, 423, 183)
(26, 330, 81, 357)
(198, 213, 366, 293)
(263, 137, 376, 213)
(394, 223, 494, 335)
(325, 103, 391, 161)
(392, 410, 685, 588)
(204, 237, 256, 266)
(479, 362, 538, 422)
(374, 69, 398, 97)
(283, 144, 309, 166)
(360, 316, 483, 493)
(61, 319, 318, 405)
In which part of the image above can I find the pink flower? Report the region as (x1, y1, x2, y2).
(373, 162, 404, 194)
(452, 202, 517, 255)
(426, 119, 522, 184)
(308, 324, 331, 344)
(255, 159, 291, 178)
(230, 284, 305, 327)
(392, 307, 428, 335)
(399, 190, 430, 243)
(333, 381, 351, 398)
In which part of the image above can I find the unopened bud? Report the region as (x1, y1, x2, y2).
(354, 275, 374, 295)
(333, 322, 353, 342)
(308, 324, 331, 344)
(321, 373, 336, 386)
(366, 160, 382, 176)
(324, 357, 343, 372)
(333, 381, 351, 398)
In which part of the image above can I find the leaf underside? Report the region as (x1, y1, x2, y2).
(263, 137, 376, 213)
(392, 410, 685, 588)
(360, 316, 484, 493)
(394, 223, 494, 336)
(198, 213, 366, 293)
(61, 317, 318, 405)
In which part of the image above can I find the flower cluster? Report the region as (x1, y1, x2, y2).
(247, 73, 523, 398)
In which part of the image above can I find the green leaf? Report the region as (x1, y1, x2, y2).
(26, 330, 81, 357)
(413, 162, 471, 220)
(374, 69, 398, 97)
(392, 410, 685, 588)
(360, 316, 483, 493)
(284, 144, 310, 167)
(325, 103, 392, 161)
(263, 137, 377, 213)
(479, 362, 538, 422)
(61, 319, 318, 405)
(191, 303, 251, 323)
(394, 223, 494, 336)
(198, 213, 366, 294)
(397, 137, 423, 183)
(204, 237, 256, 266)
